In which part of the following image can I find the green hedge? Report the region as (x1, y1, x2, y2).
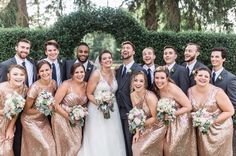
(0, 8, 236, 73)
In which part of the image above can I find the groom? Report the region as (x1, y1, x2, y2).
(116, 41, 144, 156)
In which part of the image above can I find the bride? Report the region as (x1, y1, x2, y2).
(78, 50, 126, 156)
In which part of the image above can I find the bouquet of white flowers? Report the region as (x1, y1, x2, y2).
(156, 98, 176, 125)
(192, 108, 215, 134)
(3, 92, 26, 120)
(95, 90, 115, 119)
(35, 90, 55, 116)
(69, 105, 88, 127)
(128, 107, 146, 134)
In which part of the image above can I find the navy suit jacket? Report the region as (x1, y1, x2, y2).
(170, 63, 190, 94)
(65, 59, 94, 82)
(0, 57, 37, 83)
(212, 69, 236, 110)
(182, 61, 207, 87)
(115, 63, 145, 119)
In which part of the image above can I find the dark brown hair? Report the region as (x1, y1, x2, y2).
(44, 40, 59, 50)
(130, 71, 148, 92)
(211, 47, 227, 59)
(121, 41, 135, 51)
(98, 50, 113, 62)
(70, 63, 85, 76)
(186, 42, 201, 52)
(16, 38, 31, 46)
(163, 45, 177, 54)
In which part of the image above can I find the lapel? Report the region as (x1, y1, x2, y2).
(84, 61, 94, 81)
(119, 63, 137, 89)
(27, 58, 37, 82)
(170, 63, 177, 76)
(58, 58, 64, 80)
(215, 69, 226, 84)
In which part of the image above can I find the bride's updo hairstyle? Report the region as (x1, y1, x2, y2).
(153, 66, 175, 98)
(98, 50, 113, 63)
(130, 71, 148, 92)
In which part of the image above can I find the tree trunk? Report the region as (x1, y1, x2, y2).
(16, 0, 29, 27)
(144, 0, 158, 30)
(163, 0, 180, 32)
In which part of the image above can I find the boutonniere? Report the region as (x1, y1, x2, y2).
(170, 68, 175, 73)
(127, 69, 132, 74)
(218, 75, 223, 81)
(191, 69, 196, 76)
(87, 67, 91, 71)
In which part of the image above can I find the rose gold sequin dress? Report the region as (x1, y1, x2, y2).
(163, 97, 197, 156)
(132, 92, 167, 156)
(21, 80, 56, 156)
(189, 86, 233, 156)
(52, 85, 87, 156)
(0, 82, 27, 156)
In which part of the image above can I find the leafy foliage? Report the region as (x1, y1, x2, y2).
(0, 8, 236, 73)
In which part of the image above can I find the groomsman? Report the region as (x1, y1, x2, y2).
(65, 42, 94, 82)
(142, 47, 157, 90)
(182, 43, 207, 87)
(210, 47, 236, 155)
(0, 38, 37, 156)
(43, 40, 65, 86)
(116, 41, 144, 156)
(163, 45, 189, 94)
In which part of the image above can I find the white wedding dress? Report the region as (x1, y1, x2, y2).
(78, 71, 126, 156)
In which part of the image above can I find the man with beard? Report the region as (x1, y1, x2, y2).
(142, 47, 157, 90)
(65, 42, 94, 82)
(43, 40, 65, 86)
(0, 38, 37, 156)
(163, 45, 189, 94)
(182, 43, 207, 87)
(116, 41, 145, 156)
(210, 47, 236, 155)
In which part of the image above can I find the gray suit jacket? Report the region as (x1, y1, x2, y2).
(0, 57, 37, 83)
(170, 63, 190, 94)
(65, 59, 94, 82)
(182, 61, 207, 87)
(213, 69, 236, 110)
(115, 63, 145, 119)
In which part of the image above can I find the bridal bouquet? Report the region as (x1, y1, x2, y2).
(3, 92, 26, 120)
(191, 108, 214, 134)
(35, 90, 55, 116)
(156, 98, 176, 125)
(69, 105, 88, 127)
(128, 107, 146, 134)
(95, 90, 115, 119)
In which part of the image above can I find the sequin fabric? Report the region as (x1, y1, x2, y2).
(0, 82, 27, 156)
(189, 86, 233, 156)
(21, 80, 56, 156)
(52, 85, 87, 156)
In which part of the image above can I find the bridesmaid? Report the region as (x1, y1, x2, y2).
(188, 67, 234, 156)
(0, 65, 27, 156)
(131, 71, 166, 156)
(21, 60, 56, 156)
(52, 63, 87, 156)
(153, 66, 197, 156)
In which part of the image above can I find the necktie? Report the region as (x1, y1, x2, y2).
(122, 66, 127, 77)
(22, 62, 29, 86)
(52, 63, 57, 82)
(212, 72, 216, 84)
(147, 68, 152, 89)
(186, 66, 190, 76)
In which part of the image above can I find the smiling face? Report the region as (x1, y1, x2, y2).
(45, 45, 59, 61)
(154, 71, 168, 90)
(15, 41, 31, 59)
(100, 52, 113, 68)
(121, 43, 135, 60)
(132, 73, 147, 92)
(72, 66, 85, 83)
(163, 48, 177, 65)
(76, 45, 89, 63)
(194, 70, 210, 87)
(38, 63, 52, 81)
(8, 67, 26, 87)
(184, 44, 199, 63)
(142, 48, 156, 66)
(211, 51, 225, 69)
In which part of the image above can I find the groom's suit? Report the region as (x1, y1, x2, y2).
(116, 63, 145, 156)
